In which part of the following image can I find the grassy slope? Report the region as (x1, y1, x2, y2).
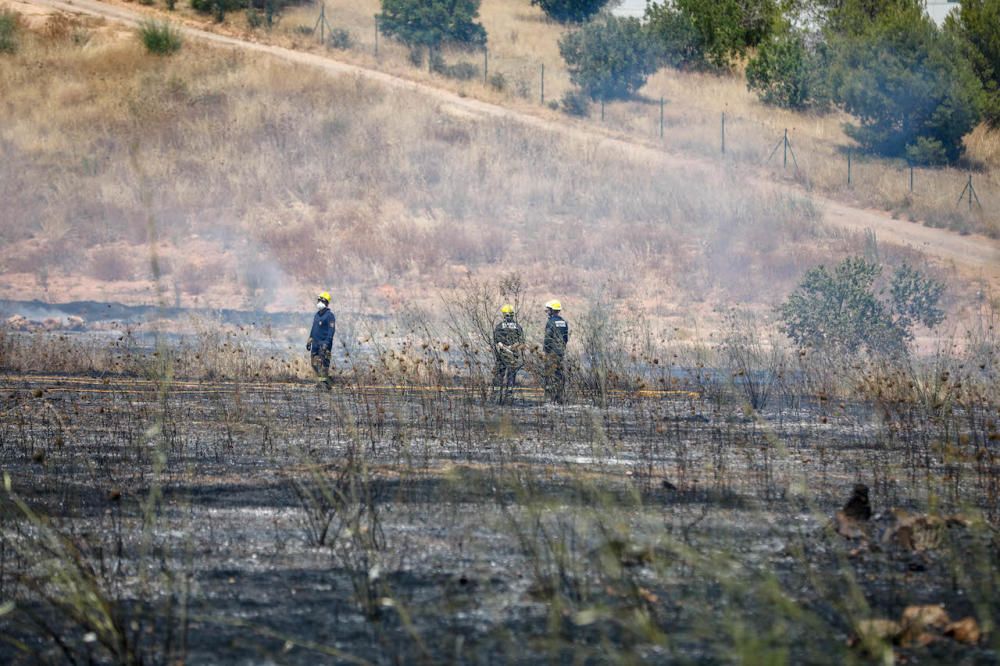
(0, 10, 983, 339)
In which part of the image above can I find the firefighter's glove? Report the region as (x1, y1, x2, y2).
(306, 338, 313, 351)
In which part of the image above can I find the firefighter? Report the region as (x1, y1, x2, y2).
(306, 291, 336, 388)
(542, 300, 569, 403)
(492, 304, 524, 404)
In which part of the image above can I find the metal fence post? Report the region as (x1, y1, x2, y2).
(721, 111, 725, 155)
(847, 150, 852, 186)
(659, 97, 664, 139)
(540, 64, 545, 105)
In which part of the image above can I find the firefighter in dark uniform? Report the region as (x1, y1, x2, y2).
(306, 291, 336, 388)
(492, 304, 524, 404)
(543, 300, 569, 403)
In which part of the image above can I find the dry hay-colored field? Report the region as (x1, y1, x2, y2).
(60, 0, 1000, 239)
(0, 11, 932, 335)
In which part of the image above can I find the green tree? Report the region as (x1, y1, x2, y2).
(779, 257, 944, 356)
(944, 0, 1000, 127)
(377, 0, 486, 52)
(531, 0, 609, 24)
(746, 29, 830, 109)
(826, 3, 984, 164)
(559, 14, 660, 100)
(645, 0, 779, 71)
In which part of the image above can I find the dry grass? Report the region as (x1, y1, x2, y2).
(0, 10, 987, 338)
(49, 0, 998, 237)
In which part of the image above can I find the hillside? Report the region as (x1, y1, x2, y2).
(0, 0, 996, 340)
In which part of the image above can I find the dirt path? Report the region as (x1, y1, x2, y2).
(23, 0, 1000, 286)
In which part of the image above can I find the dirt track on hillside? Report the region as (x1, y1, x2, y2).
(22, 0, 1000, 287)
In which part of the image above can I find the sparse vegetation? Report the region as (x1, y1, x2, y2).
(0, 9, 21, 54)
(139, 19, 182, 55)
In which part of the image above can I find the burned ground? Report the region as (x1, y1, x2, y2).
(0, 356, 996, 664)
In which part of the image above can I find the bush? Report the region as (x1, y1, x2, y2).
(642, 3, 703, 69)
(531, 0, 609, 24)
(377, 0, 486, 51)
(139, 20, 182, 55)
(328, 27, 353, 49)
(944, 0, 1000, 127)
(645, 0, 779, 71)
(487, 71, 507, 91)
(778, 257, 944, 357)
(746, 30, 830, 110)
(559, 15, 660, 100)
(0, 9, 21, 54)
(826, 4, 984, 164)
(561, 89, 590, 116)
(436, 60, 480, 81)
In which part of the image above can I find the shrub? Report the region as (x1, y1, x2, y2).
(642, 3, 703, 70)
(246, 7, 262, 28)
(377, 0, 486, 51)
(561, 89, 590, 116)
(436, 60, 480, 81)
(826, 2, 984, 163)
(531, 0, 609, 24)
(778, 257, 944, 357)
(328, 27, 352, 49)
(746, 30, 830, 110)
(0, 9, 21, 54)
(487, 71, 507, 91)
(645, 0, 779, 71)
(139, 20, 182, 55)
(559, 15, 660, 100)
(944, 0, 1000, 127)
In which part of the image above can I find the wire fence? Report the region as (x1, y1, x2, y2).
(295, 4, 995, 235)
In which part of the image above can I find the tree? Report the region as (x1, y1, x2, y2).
(377, 0, 486, 52)
(746, 29, 830, 109)
(645, 0, 779, 71)
(559, 15, 660, 100)
(825, 3, 984, 164)
(778, 257, 944, 357)
(944, 0, 1000, 127)
(531, 0, 609, 24)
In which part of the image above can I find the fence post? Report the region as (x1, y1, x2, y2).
(374, 16, 378, 56)
(721, 111, 725, 155)
(601, 99, 605, 121)
(847, 150, 852, 186)
(659, 97, 664, 139)
(540, 64, 545, 105)
(483, 47, 488, 85)
(909, 164, 914, 193)
(783, 128, 788, 169)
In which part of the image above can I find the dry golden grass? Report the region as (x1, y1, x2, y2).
(0, 10, 987, 338)
(67, 0, 998, 237)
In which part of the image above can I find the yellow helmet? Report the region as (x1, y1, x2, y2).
(544, 299, 562, 312)
(500, 304, 515, 315)
(318, 291, 331, 303)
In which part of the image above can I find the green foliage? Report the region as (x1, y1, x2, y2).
(643, 3, 704, 69)
(0, 9, 21, 54)
(377, 0, 486, 50)
(559, 15, 660, 100)
(139, 20, 182, 55)
(531, 0, 609, 24)
(746, 29, 830, 109)
(944, 0, 1000, 127)
(779, 257, 944, 356)
(561, 88, 591, 116)
(826, 4, 985, 164)
(645, 0, 779, 71)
